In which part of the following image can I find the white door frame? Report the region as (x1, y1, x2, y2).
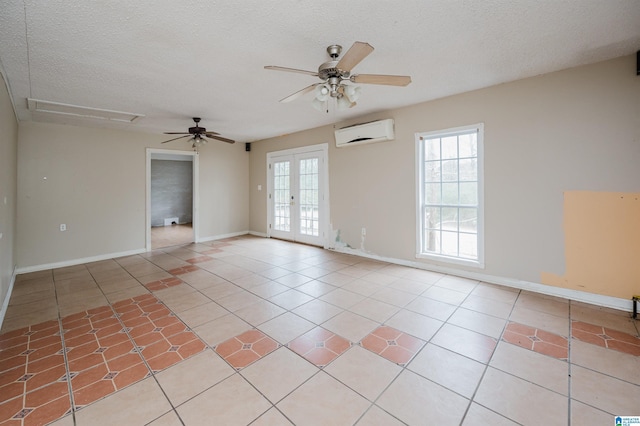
(266, 143, 329, 248)
(146, 148, 199, 251)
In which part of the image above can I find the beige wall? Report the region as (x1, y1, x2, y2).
(0, 72, 18, 311)
(249, 54, 640, 298)
(17, 122, 249, 268)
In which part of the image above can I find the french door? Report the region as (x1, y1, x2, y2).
(267, 144, 328, 247)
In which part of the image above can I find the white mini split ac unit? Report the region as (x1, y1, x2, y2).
(334, 118, 395, 147)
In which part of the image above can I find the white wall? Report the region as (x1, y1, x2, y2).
(249, 54, 640, 299)
(0, 70, 18, 318)
(17, 122, 249, 269)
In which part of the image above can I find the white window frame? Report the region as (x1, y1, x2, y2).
(415, 123, 485, 268)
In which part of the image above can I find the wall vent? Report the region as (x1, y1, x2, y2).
(27, 98, 144, 123)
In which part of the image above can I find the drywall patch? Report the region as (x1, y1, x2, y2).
(541, 191, 640, 299)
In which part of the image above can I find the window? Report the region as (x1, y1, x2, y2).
(416, 124, 484, 267)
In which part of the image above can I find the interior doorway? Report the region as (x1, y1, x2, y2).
(267, 143, 328, 247)
(146, 149, 199, 250)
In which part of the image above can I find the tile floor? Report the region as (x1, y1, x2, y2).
(1, 235, 639, 425)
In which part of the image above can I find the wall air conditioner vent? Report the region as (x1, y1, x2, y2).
(334, 118, 394, 147)
(27, 98, 144, 123)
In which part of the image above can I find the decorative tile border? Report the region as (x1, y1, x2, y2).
(167, 265, 200, 275)
(571, 321, 640, 357)
(144, 277, 184, 292)
(215, 330, 279, 370)
(360, 326, 425, 366)
(502, 322, 568, 360)
(287, 327, 351, 367)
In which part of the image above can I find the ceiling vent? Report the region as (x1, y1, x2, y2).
(27, 98, 144, 123)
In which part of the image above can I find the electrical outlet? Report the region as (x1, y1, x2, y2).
(60, 224, 67, 232)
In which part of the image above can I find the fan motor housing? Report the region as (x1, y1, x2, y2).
(188, 126, 205, 134)
(318, 60, 348, 81)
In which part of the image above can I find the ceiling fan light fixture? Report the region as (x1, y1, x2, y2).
(312, 97, 327, 112)
(344, 85, 361, 103)
(336, 95, 354, 111)
(314, 84, 330, 101)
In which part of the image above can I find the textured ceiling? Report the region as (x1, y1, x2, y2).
(1, 0, 639, 143)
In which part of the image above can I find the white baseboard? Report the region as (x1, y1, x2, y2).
(16, 248, 147, 275)
(248, 231, 268, 238)
(332, 247, 633, 313)
(0, 265, 18, 331)
(197, 230, 250, 243)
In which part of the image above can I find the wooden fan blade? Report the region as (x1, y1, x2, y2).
(280, 84, 319, 103)
(264, 66, 318, 77)
(204, 131, 220, 136)
(351, 74, 412, 86)
(163, 132, 190, 135)
(206, 135, 235, 144)
(336, 41, 374, 72)
(161, 135, 191, 144)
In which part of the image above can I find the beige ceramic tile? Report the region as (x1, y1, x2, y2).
(388, 278, 432, 295)
(322, 311, 378, 343)
(474, 367, 568, 425)
(317, 272, 356, 287)
(341, 279, 384, 297)
(155, 349, 235, 406)
(470, 283, 519, 304)
(268, 289, 314, 310)
(201, 281, 244, 300)
(234, 300, 286, 326)
(176, 374, 271, 425)
(349, 298, 399, 323)
(461, 294, 514, 319)
(570, 399, 614, 426)
(377, 370, 469, 425)
(258, 312, 315, 344)
(249, 281, 290, 299)
(570, 302, 637, 335)
(147, 411, 184, 426)
(320, 288, 366, 309)
(296, 280, 338, 297)
(292, 299, 343, 324)
(430, 324, 496, 363)
(407, 343, 485, 398)
(433, 275, 478, 293)
(105, 285, 149, 303)
(46, 414, 75, 426)
(277, 371, 370, 426)
(240, 347, 318, 403)
(162, 291, 212, 313)
(216, 290, 263, 312)
(384, 310, 443, 341)
(177, 301, 228, 328)
(448, 307, 507, 339)
(422, 285, 468, 305)
(251, 408, 294, 425)
(461, 403, 519, 426)
(509, 305, 570, 337)
(75, 377, 172, 425)
(193, 313, 251, 346)
(571, 365, 640, 415)
(325, 345, 402, 401)
(570, 339, 640, 385)
(404, 295, 456, 321)
(356, 405, 405, 425)
(515, 292, 569, 318)
(490, 341, 568, 395)
(369, 287, 417, 307)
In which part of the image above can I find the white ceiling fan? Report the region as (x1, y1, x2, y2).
(265, 41, 411, 111)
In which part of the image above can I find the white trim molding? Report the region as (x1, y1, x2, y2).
(332, 246, 633, 313)
(0, 265, 18, 331)
(198, 231, 251, 243)
(15, 248, 147, 275)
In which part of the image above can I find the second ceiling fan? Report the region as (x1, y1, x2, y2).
(265, 41, 411, 110)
